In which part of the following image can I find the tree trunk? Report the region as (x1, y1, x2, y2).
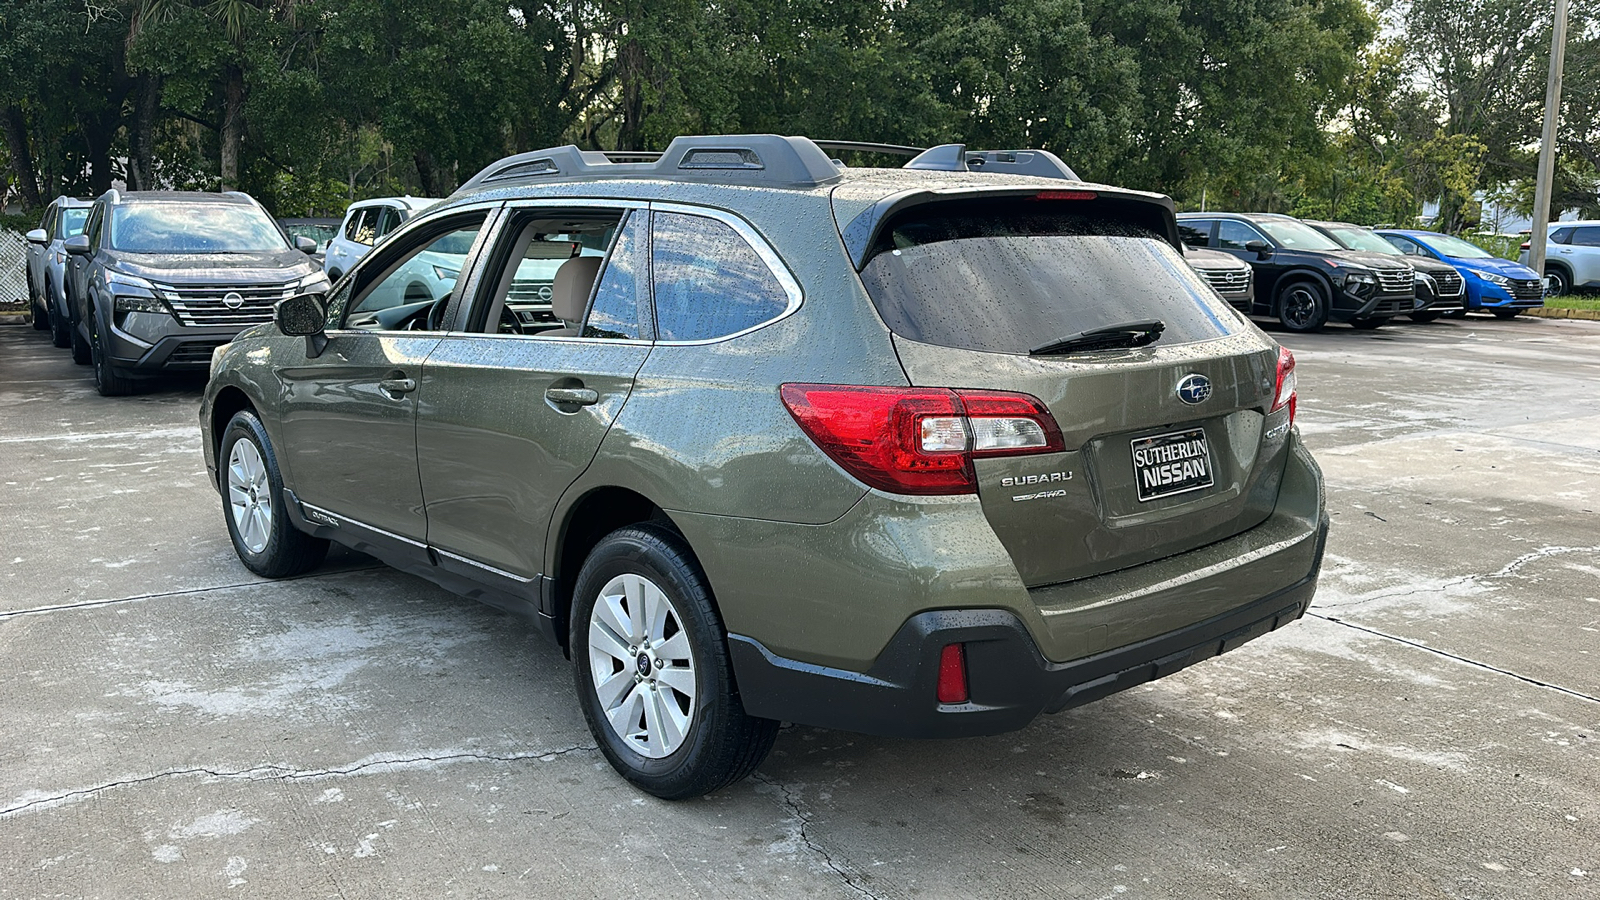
(413, 150, 452, 196)
(127, 74, 163, 191)
(616, 39, 646, 151)
(2, 105, 43, 209)
(220, 65, 244, 190)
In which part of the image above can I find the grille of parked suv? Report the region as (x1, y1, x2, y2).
(156, 282, 297, 327)
(1199, 268, 1250, 295)
(1432, 270, 1464, 296)
(506, 280, 554, 305)
(1374, 268, 1413, 296)
(1508, 278, 1543, 301)
(166, 339, 232, 366)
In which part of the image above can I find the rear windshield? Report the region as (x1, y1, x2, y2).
(110, 203, 289, 254)
(859, 202, 1241, 355)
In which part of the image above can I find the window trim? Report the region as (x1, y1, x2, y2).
(647, 201, 804, 346)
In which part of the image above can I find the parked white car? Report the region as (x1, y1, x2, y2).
(322, 196, 438, 280)
(24, 196, 93, 347)
(1520, 221, 1600, 296)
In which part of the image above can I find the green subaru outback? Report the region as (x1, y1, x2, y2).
(201, 135, 1327, 799)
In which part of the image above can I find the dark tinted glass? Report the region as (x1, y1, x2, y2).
(585, 211, 649, 340)
(652, 212, 789, 341)
(1572, 227, 1600, 247)
(858, 206, 1239, 355)
(1217, 220, 1264, 250)
(1550, 227, 1574, 244)
(110, 203, 287, 253)
(1178, 222, 1210, 247)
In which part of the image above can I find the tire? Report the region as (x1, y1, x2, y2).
(1491, 309, 1521, 320)
(88, 310, 136, 396)
(1349, 316, 1385, 330)
(31, 291, 49, 330)
(1544, 267, 1570, 297)
(219, 410, 330, 577)
(1408, 311, 1441, 323)
(571, 524, 778, 799)
(49, 287, 72, 348)
(1276, 280, 1329, 332)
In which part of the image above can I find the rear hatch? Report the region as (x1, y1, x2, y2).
(849, 193, 1288, 588)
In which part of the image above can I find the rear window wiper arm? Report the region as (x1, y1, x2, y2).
(1029, 320, 1165, 356)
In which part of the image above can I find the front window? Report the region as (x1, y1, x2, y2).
(1324, 225, 1402, 256)
(59, 208, 89, 238)
(1255, 219, 1342, 252)
(109, 203, 289, 254)
(1420, 234, 1494, 259)
(858, 201, 1239, 355)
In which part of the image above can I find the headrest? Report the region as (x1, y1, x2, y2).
(551, 256, 603, 324)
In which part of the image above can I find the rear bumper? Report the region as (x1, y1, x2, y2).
(729, 515, 1327, 738)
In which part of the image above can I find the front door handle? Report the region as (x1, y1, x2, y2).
(545, 386, 599, 406)
(379, 377, 417, 399)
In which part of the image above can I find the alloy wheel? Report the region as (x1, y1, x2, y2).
(227, 439, 273, 554)
(587, 573, 699, 758)
(1282, 287, 1319, 330)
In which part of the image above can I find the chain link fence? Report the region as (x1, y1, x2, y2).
(0, 230, 27, 305)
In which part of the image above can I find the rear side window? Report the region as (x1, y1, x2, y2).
(651, 212, 790, 341)
(1550, 227, 1574, 245)
(858, 201, 1239, 355)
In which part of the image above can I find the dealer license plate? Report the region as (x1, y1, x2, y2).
(1131, 428, 1215, 502)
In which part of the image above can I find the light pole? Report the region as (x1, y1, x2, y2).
(1528, 0, 1570, 286)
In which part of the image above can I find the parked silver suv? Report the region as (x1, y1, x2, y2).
(24, 196, 92, 348)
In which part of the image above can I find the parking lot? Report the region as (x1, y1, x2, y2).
(2, 314, 1597, 899)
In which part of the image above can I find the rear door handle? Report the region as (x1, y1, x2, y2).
(379, 377, 417, 398)
(545, 386, 599, 406)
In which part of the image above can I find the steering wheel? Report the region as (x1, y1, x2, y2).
(498, 305, 525, 335)
(426, 293, 452, 331)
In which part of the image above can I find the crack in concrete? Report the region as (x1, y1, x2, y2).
(0, 744, 598, 819)
(752, 772, 884, 900)
(1315, 545, 1600, 611)
(1307, 612, 1600, 706)
(0, 565, 387, 621)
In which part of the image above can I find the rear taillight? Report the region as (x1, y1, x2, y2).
(1271, 346, 1297, 426)
(779, 384, 1065, 495)
(1520, 242, 1531, 250)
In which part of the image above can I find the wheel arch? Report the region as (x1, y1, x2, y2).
(547, 485, 680, 652)
(1271, 268, 1335, 311)
(209, 387, 258, 483)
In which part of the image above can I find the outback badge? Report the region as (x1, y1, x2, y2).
(1176, 373, 1211, 405)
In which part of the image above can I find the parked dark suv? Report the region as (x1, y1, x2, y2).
(1304, 220, 1466, 323)
(64, 190, 327, 395)
(202, 136, 1329, 798)
(1178, 212, 1416, 331)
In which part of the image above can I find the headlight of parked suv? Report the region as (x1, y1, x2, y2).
(1343, 271, 1376, 294)
(295, 272, 332, 295)
(107, 271, 173, 316)
(1478, 271, 1510, 286)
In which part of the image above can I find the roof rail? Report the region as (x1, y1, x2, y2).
(905, 144, 1080, 181)
(457, 135, 843, 193)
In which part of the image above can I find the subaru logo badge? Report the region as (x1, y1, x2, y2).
(222, 292, 245, 309)
(1176, 374, 1211, 405)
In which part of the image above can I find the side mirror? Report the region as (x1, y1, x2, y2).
(275, 292, 329, 358)
(1244, 240, 1270, 258)
(64, 234, 91, 256)
(26, 228, 48, 245)
(295, 236, 318, 254)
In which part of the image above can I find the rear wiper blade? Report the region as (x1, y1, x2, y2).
(1029, 320, 1165, 356)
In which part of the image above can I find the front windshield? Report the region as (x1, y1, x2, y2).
(1326, 225, 1401, 256)
(1419, 233, 1494, 259)
(1258, 219, 1343, 251)
(59, 208, 89, 238)
(110, 203, 290, 254)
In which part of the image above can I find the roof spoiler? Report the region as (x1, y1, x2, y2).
(456, 135, 845, 193)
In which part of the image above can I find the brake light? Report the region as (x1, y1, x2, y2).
(779, 384, 1065, 495)
(1035, 190, 1097, 201)
(937, 643, 969, 703)
(1271, 346, 1297, 426)
(1520, 242, 1530, 250)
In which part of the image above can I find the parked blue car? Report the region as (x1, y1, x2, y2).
(1374, 230, 1545, 319)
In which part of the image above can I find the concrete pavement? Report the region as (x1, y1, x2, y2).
(1, 315, 1596, 899)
